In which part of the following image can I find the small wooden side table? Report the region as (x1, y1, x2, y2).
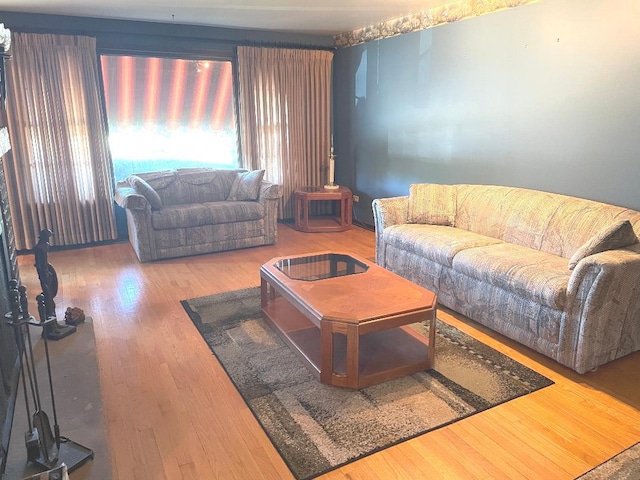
(293, 186, 353, 233)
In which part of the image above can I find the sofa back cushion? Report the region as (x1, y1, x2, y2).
(455, 185, 640, 259)
(455, 185, 518, 241)
(134, 168, 244, 206)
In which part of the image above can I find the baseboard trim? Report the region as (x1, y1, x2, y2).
(353, 220, 374, 231)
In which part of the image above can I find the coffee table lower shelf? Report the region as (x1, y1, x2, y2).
(262, 296, 433, 389)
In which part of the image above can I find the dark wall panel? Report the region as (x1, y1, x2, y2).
(0, 11, 334, 53)
(334, 0, 640, 225)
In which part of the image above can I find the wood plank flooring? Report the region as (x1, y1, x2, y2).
(16, 224, 640, 479)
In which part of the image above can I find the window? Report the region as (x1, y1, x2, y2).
(100, 55, 238, 181)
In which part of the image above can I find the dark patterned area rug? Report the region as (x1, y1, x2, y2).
(181, 287, 553, 480)
(576, 442, 640, 479)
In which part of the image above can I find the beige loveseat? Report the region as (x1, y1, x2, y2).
(115, 168, 282, 262)
(373, 184, 640, 374)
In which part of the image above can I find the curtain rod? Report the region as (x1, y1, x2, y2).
(9, 25, 336, 53)
(237, 40, 335, 51)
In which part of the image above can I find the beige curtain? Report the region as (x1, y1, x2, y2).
(237, 46, 333, 219)
(4, 33, 117, 250)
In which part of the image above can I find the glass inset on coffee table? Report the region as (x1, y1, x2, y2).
(260, 251, 437, 389)
(274, 253, 368, 281)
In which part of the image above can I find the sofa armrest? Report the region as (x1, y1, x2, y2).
(114, 183, 157, 261)
(258, 182, 283, 245)
(372, 196, 409, 266)
(258, 181, 283, 201)
(114, 184, 151, 211)
(561, 248, 640, 373)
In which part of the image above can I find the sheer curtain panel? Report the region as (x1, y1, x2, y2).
(237, 46, 333, 219)
(4, 33, 117, 250)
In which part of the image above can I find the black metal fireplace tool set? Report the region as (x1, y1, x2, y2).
(4, 280, 93, 473)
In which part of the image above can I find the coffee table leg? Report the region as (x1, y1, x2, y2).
(346, 324, 359, 388)
(320, 322, 334, 384)
(428, 310, 436, 368)
(260, 278, 277, 309)
(321, 322, 360, 388)
(260, 278, 268, 308)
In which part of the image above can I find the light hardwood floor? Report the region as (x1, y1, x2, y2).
(16, 225, 640, 479)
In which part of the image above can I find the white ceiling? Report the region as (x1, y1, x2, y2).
(1, 0, 454, 36)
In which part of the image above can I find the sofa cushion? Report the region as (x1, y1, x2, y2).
(151, 201, 264, 230)
(128, 175, 162, 210)
(452, 243, 570, 310)
(227, 170, 265, 201)
(455, 184, 640, 259)
(408, 184, 456, 226)
(568, 220, 638, 269)
(135, 169, 178, 189)
(383, 224, 503, 267)
(136, 169, 240, 206)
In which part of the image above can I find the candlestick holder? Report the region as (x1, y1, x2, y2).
(324, 148, 339, 190)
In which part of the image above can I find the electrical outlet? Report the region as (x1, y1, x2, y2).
(353, 194, 360, 203)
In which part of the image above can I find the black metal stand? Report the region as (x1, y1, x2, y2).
(34, 230, 76, 341)
(4, 281, 93, 474)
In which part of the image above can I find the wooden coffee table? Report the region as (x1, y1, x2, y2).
(260, 252, 437, 389)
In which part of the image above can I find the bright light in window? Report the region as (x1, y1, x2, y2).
(101, 55, 239, 180)
(109, 126, 237, 164)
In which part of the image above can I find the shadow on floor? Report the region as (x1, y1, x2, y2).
(5, 319, 111, 480)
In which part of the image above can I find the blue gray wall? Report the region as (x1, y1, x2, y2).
(333, 0, 640, 225)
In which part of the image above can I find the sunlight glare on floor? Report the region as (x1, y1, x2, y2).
(115, 267, 146, 313)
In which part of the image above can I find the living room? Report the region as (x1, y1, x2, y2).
(1, 0, 639, 478)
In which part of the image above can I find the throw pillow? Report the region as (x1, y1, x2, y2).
(128, 175, 163, 210)
(227, 170, 265, 201)
(408, 183, 457, 226)
(568, 220, 638, 269)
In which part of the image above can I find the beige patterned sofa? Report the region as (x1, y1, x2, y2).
(115, 168, 282, 262)
(373, 184, 640, 373)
